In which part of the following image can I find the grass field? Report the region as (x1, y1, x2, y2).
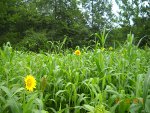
(0, 35, 150, 113)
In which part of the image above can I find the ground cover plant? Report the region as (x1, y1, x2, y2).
(0, 34, 150, 113)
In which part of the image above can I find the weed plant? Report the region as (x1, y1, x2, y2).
(0, 34, 150, 113)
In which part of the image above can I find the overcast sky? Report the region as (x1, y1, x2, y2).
(112, 0, 119, 16)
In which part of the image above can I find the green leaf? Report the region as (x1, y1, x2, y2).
(55, 90, 66, 97)
(143, 69, 150, 108)
(129, 104, 142, 113)
(83, 104, 94, 112)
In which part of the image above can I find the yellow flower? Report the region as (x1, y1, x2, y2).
(24, 75, 36, 91)
(74, 50, 81, 55)
(109, 47, 113, 51)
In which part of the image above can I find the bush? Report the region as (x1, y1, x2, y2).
(0, 32, 20, 46)
(16, 29, 49, 52)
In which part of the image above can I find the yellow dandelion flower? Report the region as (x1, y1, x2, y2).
(74, 50, 81, 55)
(109, 47, 113, 51)
(24, 75, 36, 91)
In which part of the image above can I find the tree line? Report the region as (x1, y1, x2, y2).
(0, 0, 149, 51)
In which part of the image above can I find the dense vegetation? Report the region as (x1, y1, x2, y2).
(0, 34, 150, 113)
(0, 0, 150, 51)
(0, 0, 150, 113)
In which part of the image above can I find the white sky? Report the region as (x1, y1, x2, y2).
(112, 0, 120, 16)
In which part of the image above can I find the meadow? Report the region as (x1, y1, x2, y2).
(0, 34, 150, 113)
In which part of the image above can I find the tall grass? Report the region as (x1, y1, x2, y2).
(0, 34, 150, 113)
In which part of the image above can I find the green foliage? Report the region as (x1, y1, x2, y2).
(83, 104, 110, 113)
(132, 17, 150, 47)
(16, 30, 48, 52)
(94, 28, 110, 48)
(81, 0, 114, 30)
(0, 35, 150, 113)
(0, 0, 149, 49)
(114, 0, 150, 47)
(0, 0, 90, 49)
(129, 70, 150, 113)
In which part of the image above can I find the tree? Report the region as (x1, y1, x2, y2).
(115, 0, 150, 46)
(80, 0, 114, 31)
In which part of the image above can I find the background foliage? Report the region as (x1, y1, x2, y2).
(0, 0, 149, 51)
